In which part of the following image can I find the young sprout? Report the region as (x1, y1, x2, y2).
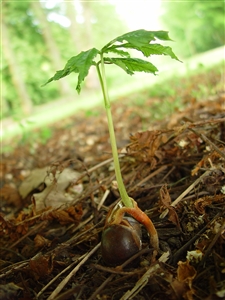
(43, 29, 181, 265)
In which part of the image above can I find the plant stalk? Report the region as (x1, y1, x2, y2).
(96, 56, 133, 208)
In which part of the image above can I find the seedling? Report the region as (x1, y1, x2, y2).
(43, 29, 180, 264)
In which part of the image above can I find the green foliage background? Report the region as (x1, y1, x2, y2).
(2, 0, 224, 119)
(2, 0, 128, 118)
(160, 0, 225, 58)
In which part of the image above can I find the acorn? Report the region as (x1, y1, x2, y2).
(101, 199, 159, 266)
(101, 216, 142, 266)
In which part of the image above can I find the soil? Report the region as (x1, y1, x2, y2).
(0, 68, 225, 300)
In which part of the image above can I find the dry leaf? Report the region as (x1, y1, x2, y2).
(29, 252, 54, 279)
(0, 184, 22, 207)
(19, 167, 81, 210)
(177, 260, 197, 300)
(177, 260, 197, 286)
(34, 234, 52, 248)
(127, 130, 168, 163)
(194, 194, 224, 215)
(19, 167, 49, 199)
(41, 204, 83, 225)
(159, 185, 181, 229)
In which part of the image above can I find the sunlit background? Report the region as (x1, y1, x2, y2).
(109, 0, 161, 30)
(2, 0, 224, 120)
(45, 0, 162, 29)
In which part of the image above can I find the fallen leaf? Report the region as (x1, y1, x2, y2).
(19, 167, 81, 210)
(127, 130, 168, 163)
(34, 234, 52, 248)
(40, 204, 83, 225)
(159, 185, 181, 230)
(177, 260, 197, 286)
(29, 252, 54, 279)
(194, 194, 225, 215)
(177, 260, 197, 300)
(0, 184, 22, 207)
(0, 282, 23, 300)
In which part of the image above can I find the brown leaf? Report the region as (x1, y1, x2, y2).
(194, 195, 225, 214)
(41, 204, 83, 225)
(0, 184, 22, 207)
(176, 260, 197, 300)
(177, 260, 197, 286)
(66, 204, 83, 220)
(0, 214, 21, 241)
(0, 214, 13, 237)
(192, 148, 225, 176)
(171, 278, 189, 299)
(19, 167, 81, 210)
(29, 252, 54, 279)
(159, 185, 181, 229)
(34, 234, 51, 248)
(127, 130, 168, 163)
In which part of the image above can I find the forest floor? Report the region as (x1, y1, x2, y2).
(0, 64, 225, 300)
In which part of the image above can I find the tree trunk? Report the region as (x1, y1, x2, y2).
(1, 15, 33, 115)
(31, 1, 71, 95)
(64, 0, 99, 89)
(64, 0, 81, 49)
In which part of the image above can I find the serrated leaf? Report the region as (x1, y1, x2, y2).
(103, 46, 130, 57)
(152, 31, 173, 41)
(103, 29, 173, 50)
(43, 48, 99, 93)
(118, 43, 181, 61)
(104, 57, 158, 75)
(104, 58, 133, 75)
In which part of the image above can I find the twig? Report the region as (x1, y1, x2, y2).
(189, 127, 225, 160)
(88, 247, 152, 300)
(88, 273, 114, 300)
(97, 189, 110, 211)
(171, 170, 210, 207)
(72, 156, 122, 184)
(172, 213, 223, 265)
(120, 252, 169, 300)
(186, 117, 225, 129)
(199, 219, 225, 267)
(47, 242, 101, 300)
(91, 247, 152, 275)
(53, 284, 84, 300)
(36, 256, 85, 299)
(171, 225, 208, 265)
(0, 260, 29, 279)
(91, 263, 144, 275)
(9, 220, 48, 249)
(128, 165, 168, 192)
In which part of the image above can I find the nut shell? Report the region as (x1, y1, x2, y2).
(101, 217, 142, 266)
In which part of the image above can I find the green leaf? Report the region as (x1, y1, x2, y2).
(116, 43, 181, 61)
(43, 48, 99, 93)
(103, 29, 173, 49)
(104, 57, 158, 75)
(103, 47, 130, 57)
(152, 31, 173, 41)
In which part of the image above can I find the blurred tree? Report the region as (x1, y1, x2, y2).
(64, 0, 98, 89)
(64, 0, 128, 88)
(2, 0, 127, 118)
(2, 0, 61, 117)
(2, 13, 33, 115)
(160, 0, 225, 57)
(31, 1, 71, 95)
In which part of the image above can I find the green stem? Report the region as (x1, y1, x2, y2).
(96, 55, 133, 208)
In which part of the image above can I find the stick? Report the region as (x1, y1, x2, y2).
(47, 243, 101, 300)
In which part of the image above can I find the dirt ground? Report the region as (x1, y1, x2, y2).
(0, 68, 225, 300)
